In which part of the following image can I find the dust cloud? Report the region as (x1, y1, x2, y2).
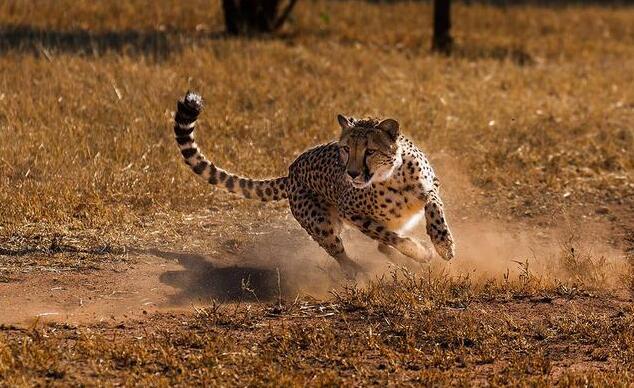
(428, 155, 628, 286)
(1, 160, 627, 327)
(145, 157, 629, 304)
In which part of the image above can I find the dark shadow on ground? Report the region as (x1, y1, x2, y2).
(135, 227, 388, 305)
(0, 25, 226, 59)
(1, 24, 536, 66)
(453, 44, 535, 66)
(144, 248, 297, 304)
(279, 29, 535, 66)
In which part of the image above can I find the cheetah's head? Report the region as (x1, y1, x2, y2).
(337, 115, 403, 189)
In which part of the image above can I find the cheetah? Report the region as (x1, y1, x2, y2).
(174, 91, 455, 277)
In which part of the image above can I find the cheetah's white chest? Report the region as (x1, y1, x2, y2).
(383, 201, 425, 232)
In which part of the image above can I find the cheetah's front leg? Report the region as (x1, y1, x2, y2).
(346, 215, 432, 263)
(424, 191, 455, 260)
(413, 177, 455, 261)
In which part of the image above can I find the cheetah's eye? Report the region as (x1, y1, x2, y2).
(366, 149, 377, 156)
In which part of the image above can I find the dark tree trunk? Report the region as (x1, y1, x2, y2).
(222, 0, 298, 35)
(432, 0, 453, 54)
(222, 0, 241, 35)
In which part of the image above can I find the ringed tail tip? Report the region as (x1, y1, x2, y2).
(177, 91, 203, 119)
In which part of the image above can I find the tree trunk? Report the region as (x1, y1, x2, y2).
(222, 0, 241, 35)
(432, 0, 453, 54)
(222, 0, 298, 35)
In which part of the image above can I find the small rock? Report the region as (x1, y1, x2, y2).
(595, 206, 610, 215)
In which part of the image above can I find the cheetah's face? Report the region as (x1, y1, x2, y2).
(337, 115, 402, 189)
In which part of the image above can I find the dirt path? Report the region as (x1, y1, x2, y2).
(0, 258, 183, 325)
(0, 198, 631, 385)
(2, 153, 630, 327)
(1, 211, 629, 327)
(0, 226, 359, 326)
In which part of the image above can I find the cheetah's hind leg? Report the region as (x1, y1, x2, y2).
(378, 243, 428, 271)
(347, 215, 432, 263)
(288, 190, 363, 279)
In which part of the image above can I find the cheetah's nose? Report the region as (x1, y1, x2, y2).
(348, 171, 360, 179)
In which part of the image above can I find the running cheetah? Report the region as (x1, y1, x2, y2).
(174, 92, 455, 276)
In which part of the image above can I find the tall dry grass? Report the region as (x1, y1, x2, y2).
(0, 1, 632, 245)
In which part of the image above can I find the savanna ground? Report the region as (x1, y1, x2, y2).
(1, 0, 633, 385)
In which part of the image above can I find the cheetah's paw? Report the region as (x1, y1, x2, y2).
(434, 236, 455, 261)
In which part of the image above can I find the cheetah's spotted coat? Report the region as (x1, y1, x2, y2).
(174, 92, 455, 276)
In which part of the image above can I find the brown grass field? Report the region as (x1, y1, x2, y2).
(1, 0, 633, 385)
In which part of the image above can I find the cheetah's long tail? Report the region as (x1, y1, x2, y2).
(174, 91, 288, 201)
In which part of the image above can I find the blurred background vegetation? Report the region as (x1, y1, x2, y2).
(0, 0, 631, 238)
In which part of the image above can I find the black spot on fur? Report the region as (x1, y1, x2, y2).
(177, 99, 201, 119)
(193, 161, 208, 175)
(225, 176, 235, 191)
(174, 125, 194, 137)
(175, 135, 192, 145)
(180, 148, 197, 159)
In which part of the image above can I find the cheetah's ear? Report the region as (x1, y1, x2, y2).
(377, 118, 400, 141)
(337, 114, 353, 131)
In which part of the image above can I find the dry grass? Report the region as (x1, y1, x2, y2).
(1, 270, 633, 385)
(0, 0, 633, 385)
(1, 1, 632, 234)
